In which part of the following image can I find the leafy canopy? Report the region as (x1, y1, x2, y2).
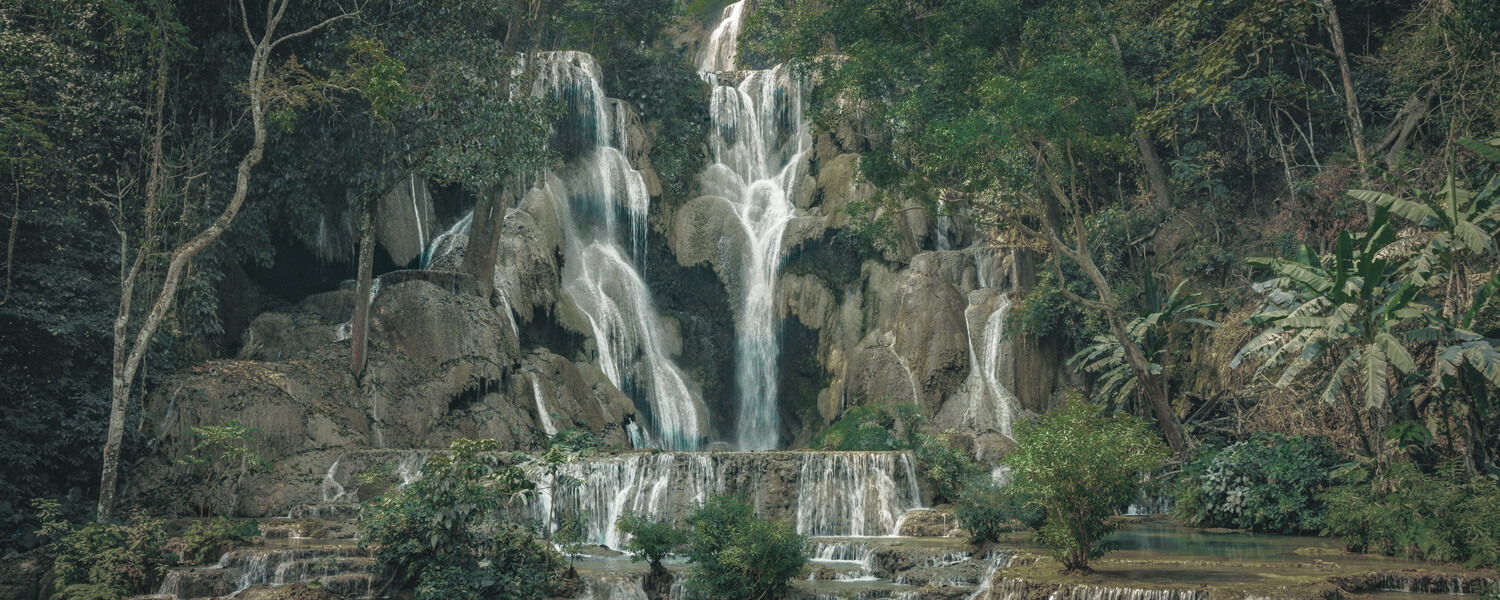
(1002, 397, 1168, 572)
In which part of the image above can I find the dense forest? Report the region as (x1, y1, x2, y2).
(2, 0, 1500, 598)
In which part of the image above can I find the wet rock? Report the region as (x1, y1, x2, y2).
(374, 173, 436, 268)
(158, 566, 234, 599)
(370, 279, 518, 373)
(890, 273, 970, 409)
(669, 194, 748, 291)
(897, 508, 962, 537)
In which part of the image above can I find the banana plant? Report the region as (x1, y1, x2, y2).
(1350, 138, 1500, 291)
(1070, 279, 1220, 410)
(1234, 207, 1427, 410)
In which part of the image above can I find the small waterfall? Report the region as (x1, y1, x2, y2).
(529, 452, 922, 549)
(697, 0, 748, 72)
(321, 455, 349, 503)
(795, 453, 923, 537)
(530, 373, 559, 437)
(534, 51, 706, 450)
(420, 210, 473, 268)
(697, 1, 812, 450)
(810, 540, 878, 581)
(951, 295, 1017, 440)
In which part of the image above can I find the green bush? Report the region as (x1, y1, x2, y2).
(360, 439, 559, 599)
(1322, 460, 1500, 569)
(616, 511, 687, 570)
(953, 475, 1043, 544)
(180, 517, 259, 565)
(684, 495, 807, 600)
(812, 405, 902, 451)
(1001, 399, 1168, 572)
(35, 499, 169, 598)
(1173, 434, 1341, 533)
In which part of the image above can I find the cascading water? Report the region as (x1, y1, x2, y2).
(530, 451, 922, 549)
(534, 51, 706, 450)
(955, 295, 1017, 439)
(697, 0, 812, 450)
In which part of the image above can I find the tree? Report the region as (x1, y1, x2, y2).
(360, 438, 557, 600)
(683, 495, 807, 600)
(1069, 280, 1220, 414)
(1002, 397, 1168, 572)
(617, 512, 687, 571)
(97, 0, 358, 523)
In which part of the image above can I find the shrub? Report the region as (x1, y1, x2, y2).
(180, 516, 259, 565)
(1173, 434, 1341, 533)
(1322, 460, 1500, 569)
(812, 405, 901, 451)
(954, 475, 1044, 544)
(684, 495, 807, 600)
(360, 439, 559, 600)
(35, 499, 169, 598)
(1001, 399, 1168, 572)
(616, 511, 687, 570)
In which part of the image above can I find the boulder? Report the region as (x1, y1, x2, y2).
(890, 273, 970, 409)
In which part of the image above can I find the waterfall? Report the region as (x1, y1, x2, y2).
(698, 0, 748, 72)
(794, 452, 922, 537)
(951, 295, 1017, 440)
(420, 210, 472, 269)
(534, 51, 706, 450)
(529, 451, 922, 549)
(530, 373, 559, 437)
(321, 455, 349, 503)
(697, 2, 812, 450)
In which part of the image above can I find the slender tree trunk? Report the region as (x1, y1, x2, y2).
(1, 179, 18, 306)
(98, 0, 355, 522)
(1092, 0, 1172, 210)
(1321, 0, 1370, 187)
(350, 206, 376, 377)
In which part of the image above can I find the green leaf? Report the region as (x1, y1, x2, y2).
(1363, 345, 1389, 408)
(1347, 189, 1437, 225)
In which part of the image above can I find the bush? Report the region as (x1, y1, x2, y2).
(684, 495, 807, 600)
(1001, 399, 1168, 572)
(1322, 460, 1500, 569)
(35, 499, 169, 598)
(812, 405, 902, 451)
(954, 475, 1044, 544)
(616, 511, 687, 570)
(360, 439, 559, 600)
(180, 517, 259, 565)
(1173, 434, 1341, 533)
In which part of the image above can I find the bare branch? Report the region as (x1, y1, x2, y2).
(271, 6, 359, 51)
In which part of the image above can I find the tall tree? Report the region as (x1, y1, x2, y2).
(98, 0, 357, 522)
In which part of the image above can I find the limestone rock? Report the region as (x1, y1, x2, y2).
(890, 273, 970, 409)
(370, 279, 518, 374)
(374, 173, 435, 268)
(669, 195, 747, 290)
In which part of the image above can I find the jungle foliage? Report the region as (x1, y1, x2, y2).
(359, 439, 560, 600)
(682, 495, 808, 600)
(1173, 434, 1342, 533)
(1001, 398, 1169, 572)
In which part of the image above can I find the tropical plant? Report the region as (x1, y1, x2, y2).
(1069, 279, 1220, 412)
(616, 511, 688, 571)
(1173, 434, 1342, 533)
(179, 516, 259, 565)
(683, 495, 807, 600)
(34, 498, 170, 599)
(1322, 460, 1500, 568)
(1235, 207, 1423, 459)
(1001, 397, 1169, 572)
(176, 420, 269, 518)
(953, 474, 1042, 544)
(359, 439, 556, 600)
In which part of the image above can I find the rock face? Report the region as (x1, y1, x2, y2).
(125, 37, 1074, 518)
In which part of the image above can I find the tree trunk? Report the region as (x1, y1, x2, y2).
(464, 191, 507, 301)
(1092, 0, 1172, 210)
(1322, 0, 1371, 187)
(350, 206, 376, 377)
(98, 0, 354, 522)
